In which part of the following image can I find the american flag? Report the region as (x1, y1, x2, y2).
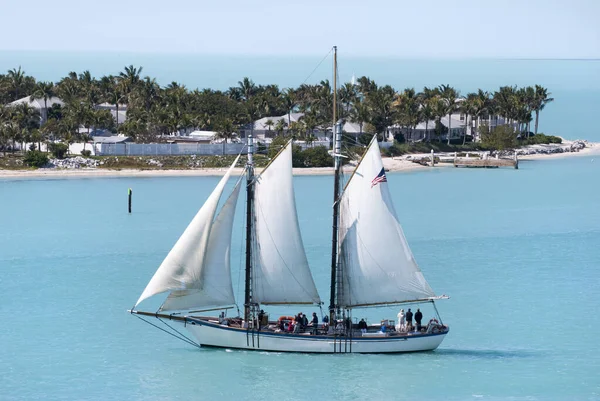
(371, 167, 387, 188)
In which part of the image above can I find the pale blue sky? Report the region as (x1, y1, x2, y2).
(1, 0, 599, 58)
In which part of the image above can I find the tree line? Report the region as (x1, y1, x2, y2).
(0, 65, 554, 153)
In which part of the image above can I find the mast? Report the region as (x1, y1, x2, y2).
(329, 46, 341, 322)
(244, 130, 254, 322)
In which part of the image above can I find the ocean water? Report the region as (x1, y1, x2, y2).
(1, 52, 599, 142)
(1, 155, 600, 400)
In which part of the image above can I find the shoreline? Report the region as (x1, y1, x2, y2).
(1, 141, 598, 180)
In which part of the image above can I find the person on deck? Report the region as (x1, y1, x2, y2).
(415, 309, 423, 331)
(302, 313, 309, 328)
(294, 315, 302, 333)
(311, 312, 319, 334)
(358, 318, 368, 334)
(257, 310, 265, 329)
(396, 309, 406, 332)
(322, 314, 329, 332)
(406, 308, 414, 331)
(287, 321, 294, 332)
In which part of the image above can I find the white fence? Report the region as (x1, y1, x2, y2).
(95, 143, 246, 156)
(95, 141, 332, 156)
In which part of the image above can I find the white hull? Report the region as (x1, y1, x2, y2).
(184, 319, 447, 353)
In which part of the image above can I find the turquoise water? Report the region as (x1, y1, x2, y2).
(1, 156, 600, 400)
(1, 52, 599, 141)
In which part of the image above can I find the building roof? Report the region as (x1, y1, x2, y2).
(188, 130, 217, 140)
(93, 135, 131, 143)
(9, 96, 64, 109)
(253, 113, 304, 130)
(342, 121, 367, 134)
(110, 109, 128, 124)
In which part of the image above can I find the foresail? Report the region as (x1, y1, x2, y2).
(252, 141, 321, 305)
(135, 155, 240, 308)
(160, 176, 242, 311)
(338, 139, 435, 307)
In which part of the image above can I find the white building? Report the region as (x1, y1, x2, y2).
(8, 96, 64, 124)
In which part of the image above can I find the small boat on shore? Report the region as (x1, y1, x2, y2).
(130, 47, 449, 353)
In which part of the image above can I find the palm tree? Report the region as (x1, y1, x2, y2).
(281, 89, 297, 126)
(30, 81, 55, 124)
(238, 77, 256, 101)
(264, 119, 274, 137)
(494, 86, 518, 131)
(350, 98, 370, 144)
(532, 85, 554, 136)
(215, 118, 236, 143)
(6, 66, 28, 101)
(14, 103, 40, 151)
(421, 98, 435, 142)
(438, 84, 459, 144)
(274, 119, 287, 136)
(366, 85, 396, 141)
(432, 97, 448, 142)
(338, 82, 357, 119)
(460, 97, 476, 145)
(119, 65, 143, 96)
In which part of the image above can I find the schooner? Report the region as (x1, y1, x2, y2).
(130, 47, 449, 353)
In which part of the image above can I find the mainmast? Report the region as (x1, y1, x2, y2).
(329, 46, 342, 322)
(244, 130, 254, 322)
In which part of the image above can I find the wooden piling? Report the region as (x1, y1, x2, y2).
(128, 188, 132, 213)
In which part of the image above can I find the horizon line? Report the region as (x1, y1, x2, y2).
(0, 49, 599, 61)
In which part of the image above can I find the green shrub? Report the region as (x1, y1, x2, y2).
(23, 150, 49, 168)
(480, 125, 517, 150)
(301, 146, 333, 167)
(521, 134, 562, 145)
(394, 133, 406, 144)
(49, 142, 69, 159)
(81, 149, 92, 157)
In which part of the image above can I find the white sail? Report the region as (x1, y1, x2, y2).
(252, 142, 321, 305)
(160, 176, 242, 311)
(135, 156, 240, 308)
(338, 139, 435, 307)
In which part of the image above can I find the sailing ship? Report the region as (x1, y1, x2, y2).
(130, 47, 449, 353)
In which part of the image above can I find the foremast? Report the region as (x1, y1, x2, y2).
(329, 45, 342, 323)
(244, 130, 254, 322)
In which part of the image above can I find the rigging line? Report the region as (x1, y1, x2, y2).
(253, 193, 319, 303)
(299, 47, 334, 87)
(158, 317, 200, 348)
(133, 314, 200, 349)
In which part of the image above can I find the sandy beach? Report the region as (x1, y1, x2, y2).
(0, 158, 426, 180)
(1, 141, 598, 180)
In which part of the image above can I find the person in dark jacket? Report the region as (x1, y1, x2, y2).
(415, 309, 423, 331)
(358, 318, 368, 333)
(406, 308, 413, 327)
(310, 312, 319, 334)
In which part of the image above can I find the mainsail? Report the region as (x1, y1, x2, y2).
(135, 156, 241, 310)
(338, 139, 435, 307)
(251, 142, 321, 305)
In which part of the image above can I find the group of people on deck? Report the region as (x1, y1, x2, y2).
(279, 312, 321, 334)
(396, 308, 424, 332)
(269, 308, 439, 335)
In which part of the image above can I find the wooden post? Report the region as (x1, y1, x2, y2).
(430, 149, 435, 167)
(128, 188, 132, 213)
(514, 152, 519, 169)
